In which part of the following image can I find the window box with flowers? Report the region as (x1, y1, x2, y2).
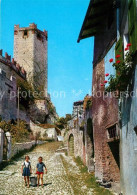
(106, 51, 134, 92)
(101, 42, 134, 94)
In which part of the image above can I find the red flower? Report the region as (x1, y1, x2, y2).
(105, 73, 109, 77)
(119, 50, 122, 52)
(125, 47, 129, 51)
(109, 58, 113, 63)
(100, 84, 104, 87)
(116, 54, 121, 58)
(127, 43, 132, 47)
(116, 60, 121, 64)
(104, 80, 108, 84)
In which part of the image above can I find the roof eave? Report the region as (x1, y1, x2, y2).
(77, 0, 93, 43)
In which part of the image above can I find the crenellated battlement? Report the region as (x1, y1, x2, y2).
(14, 23, 48, 40)
(0, 49, 26, 79)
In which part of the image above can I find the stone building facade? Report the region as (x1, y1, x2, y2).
(14, 23, 48, 96)
(72, 100, 84, 120)
(83, 95, 94, 172)
(78, 0, 137, 194)
(0, 50, 26, 120)
(78, 0, 120, 192)
(119, 1, 137, 194)
(0, 49, 26, 81)
(66, 100, 85, 162)
(66, 96, 94, 172)
(0, 70, 17, 120)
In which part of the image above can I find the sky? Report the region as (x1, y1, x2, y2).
(0, 0, 94, 117)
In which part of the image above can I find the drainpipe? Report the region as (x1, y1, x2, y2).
(116, 0, 120, 39)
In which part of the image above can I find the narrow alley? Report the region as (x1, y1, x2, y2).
(0, 142, 96, 195)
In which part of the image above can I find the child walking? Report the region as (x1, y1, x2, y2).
(21, 155, 32, 188)
(36, 156, 47, 187)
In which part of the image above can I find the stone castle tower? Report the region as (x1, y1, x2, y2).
(14, 23, 48, 97)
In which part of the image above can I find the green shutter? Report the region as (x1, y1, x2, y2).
(115, 37, 124, 62)
(128, 0, 137, 53)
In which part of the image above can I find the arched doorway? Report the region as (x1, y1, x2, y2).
(69, 134, 74, 156)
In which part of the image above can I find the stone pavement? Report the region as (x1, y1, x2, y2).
(0, 143, 93, 195)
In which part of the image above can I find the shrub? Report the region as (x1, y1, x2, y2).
(86, 99, 92, 110)
(0, 120, 31, 143)
(17, 79, 35, 109)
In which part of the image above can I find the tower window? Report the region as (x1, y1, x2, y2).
(37, 33, 43, 41)
(23, 30, 28, 38)
(37, 33, 41, 39)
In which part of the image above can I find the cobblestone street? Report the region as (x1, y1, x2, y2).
(0, 142, 93, 195)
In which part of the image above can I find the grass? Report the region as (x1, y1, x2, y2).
(37, 141, 62, 153)
(61, 155, 114, 195)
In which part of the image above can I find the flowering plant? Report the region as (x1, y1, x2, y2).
(106, 51, 134, 92)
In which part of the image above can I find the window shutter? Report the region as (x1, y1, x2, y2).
(128, 0, 137, 53)
(115, 37, 124, 62)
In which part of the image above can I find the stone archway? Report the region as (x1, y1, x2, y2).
(68, 134, 74, 156)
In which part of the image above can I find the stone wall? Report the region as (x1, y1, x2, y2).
(0, 129, 46, 161)
(92, 57, 120, 186)
(29, 100, 48, 124)
(0, 49, 26, 121)
(84, 108, 94, 172)
(67, 128, 85, 164)
(10, 140, 36, 158)
(0, 50, 26, 81)
(0, 129, 4, 163)
(66, 96, 94, 171)
(14, 23, 48, 96)
(0, 69, 17, 120)
(17, 109, 30, 124)
(120, 63, 137, 195)
(30, 121, 57, 140)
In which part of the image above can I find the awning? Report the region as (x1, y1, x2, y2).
(77, 0, 116, 42)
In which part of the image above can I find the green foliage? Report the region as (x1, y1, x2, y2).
(0, 120, 31, 143)
(17, 79, 35, 108)
(80, 120, 85, 130)
(65, 114, 72, 121)
(47, 100, 55, 115)
(55, 117, 66, 129)
(75, 157, 88, 173)
(106, 52, 134, 93)
(86, 99, 92, 110)
(55, 115, 72, 130)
